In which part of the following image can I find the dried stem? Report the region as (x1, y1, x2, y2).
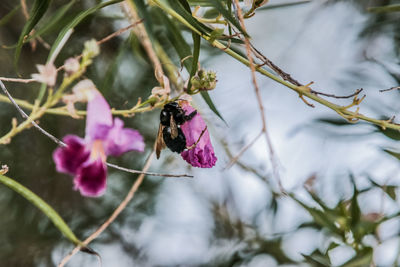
(122, 0, 164, 84)
(233, 0, 284, 192)
(225, 130, 263, 169)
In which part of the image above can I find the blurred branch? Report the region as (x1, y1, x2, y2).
(233, 0, 283, 192)
(122, 0, 164, 84)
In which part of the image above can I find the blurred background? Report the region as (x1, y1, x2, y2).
(1, 0, 400, 266)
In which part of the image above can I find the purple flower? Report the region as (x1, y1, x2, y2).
(180, 101, 217, 168)
(53, 88, 145, 197)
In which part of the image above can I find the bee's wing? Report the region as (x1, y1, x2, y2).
(170, 116, 178, 139)
(156, 124, 166, 159)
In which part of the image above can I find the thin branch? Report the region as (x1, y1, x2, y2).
(379, 86, 400, 93)
(224, 130, 263, 169)
(58, 150, 155, 267)
(57, 20, 144, 72)
(310, 88, 363, 99)
(0, 77, 36, 83)
(0, 81, 192, 178)
(250, 43, 302, 86)
(122, 1, 165, 84)
(233, 0, 284, 193)
(105, 162, 192, 178)
(97, 19, 144, 46)
(0, 81, 66, 147)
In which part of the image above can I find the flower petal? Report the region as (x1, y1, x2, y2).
(86, 90, 113, 142)
(53, 135, 90, 175)
(105, 118, 145, 156)
(74, 158, 107, 197)
(180, 102, 217, 168)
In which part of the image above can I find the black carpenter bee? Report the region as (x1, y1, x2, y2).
(156, 101, 197, 159)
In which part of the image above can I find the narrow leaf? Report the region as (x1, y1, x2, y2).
(167, 0, 212, 35)
(339, 247, 373, 267)
(27, 0, 76, 42)
(0, 174, 81, 245)
(187, 32, 200, 92)
(383, 149, 400, 160)
(47, 0, 122, 62)
(368, 4, 400, 13)
(201, 91, 227, 124)
(0, 4, 21, 27)
(14, 0, 51, 70)
(158, 10, 192, 70)
(208, 0, 249, 37)
(257, 1, 311, 11)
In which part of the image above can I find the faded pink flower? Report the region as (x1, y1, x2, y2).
(64, 57, 80, 74)
(180, 101, 217, 168)
(53, 88, 145, 197)
(31, 62, 57, 87)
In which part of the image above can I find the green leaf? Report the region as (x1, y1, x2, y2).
(383, 149, 400, 160)
(208, 0, 249, 37)
(159, 10, 192, 70)
(291, 194, 341, 236)
(100, 39, 129, 93)
(385, 185, 397, 200)
(368, 4, 400, 13)
(47, 0, 122, 62)
(26, 0, 76, 43)
(302, 249, 331, 266)
(350, 176, 361, 227)
(0, 4, 21, 27)
(339, 247, 373, 267)
(315, 118, 352, 126)
(14, 0, 52, 71)
(167, 0, 212, 35)
(187, 32, 200, 92)
(0, 174, 81, 245)
(376, 127, 400, 141)
(200, 91, 227, 124)
(368, 177, 397, 201)
(257, 1, 311, 11)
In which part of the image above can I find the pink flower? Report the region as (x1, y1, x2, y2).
(180, 101, 217, 168)
(53, 89, 145, 197)
(31, 63, 57, 87)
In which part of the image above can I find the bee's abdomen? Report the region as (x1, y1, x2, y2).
(163, 127, 186, 153)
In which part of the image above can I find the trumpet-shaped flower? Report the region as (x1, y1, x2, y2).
(180, 101, 217, 168)
(53, 87, 144, 197)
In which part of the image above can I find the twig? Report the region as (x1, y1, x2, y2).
(233, 0, 284, 193)
(310, 88, 363, 99)
(250, 43, 302, 86)
(58, 150, 155, 267)
(105, 162, 192, 178)
(97, 19, 144, 46)
(122, 1, 164, 84)
(0, 81, 66, 147)
(379, 86, 400, 93)
(57, 20, 144, 72)
(0, 77, 36, 83)
(224, 130, 263, 169)
(0, 80, 192, 178)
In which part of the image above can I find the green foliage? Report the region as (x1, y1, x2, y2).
(14, 0, 51, 71)
(0, 174, 81, 246)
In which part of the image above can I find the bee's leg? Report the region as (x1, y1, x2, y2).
(183, 110, 197, 121)
(186, 126, 207, 150)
